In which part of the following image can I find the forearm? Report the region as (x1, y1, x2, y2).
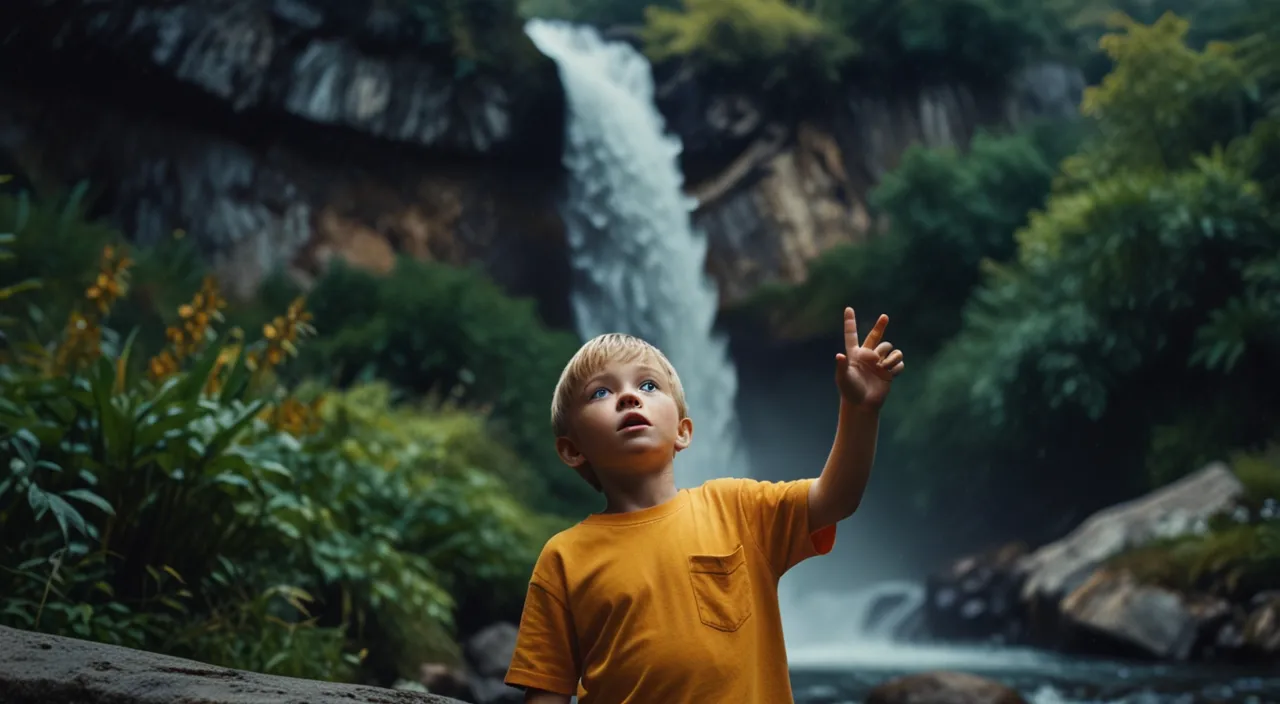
(812, 400, 881, 526)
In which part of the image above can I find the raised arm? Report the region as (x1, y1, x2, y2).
(808, 308, 904, 529)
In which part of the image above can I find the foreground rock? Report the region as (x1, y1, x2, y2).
(925, 542, 1029, 644)
(1017, 463, 1243, 609)
(865, 671, 1026, 704)
(1059, 569, 1231, 660)
(916, 463, 1252, 659)
(0, 625, 462, 704)
(463, 623, 522, 704)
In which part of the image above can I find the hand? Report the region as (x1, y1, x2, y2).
(834, 307, 904, 409)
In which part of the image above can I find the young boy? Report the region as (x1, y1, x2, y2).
(504, 307, 904, 703)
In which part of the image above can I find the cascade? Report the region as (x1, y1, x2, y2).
(525, 20, 746, 486)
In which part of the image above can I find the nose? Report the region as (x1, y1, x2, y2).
(615, 388, 643, 410)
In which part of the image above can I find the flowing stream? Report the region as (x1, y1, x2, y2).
(524, 19, 745, 488)
(524, 19, 1280, 704)
(784, 582, 1280, 703)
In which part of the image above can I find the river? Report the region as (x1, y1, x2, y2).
(783, 585, 1280, 703)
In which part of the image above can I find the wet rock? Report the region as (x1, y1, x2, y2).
(865, 671, 1027, 704)
(0, 625, 462, 704)
(464, 622, 522, 704)
(1059, 570, 1231, 660)
(1017, 463, 1244, 607)
(925, 542, 1029, 644)
(418, 663, 476, 701)
(1242, 593, 1280, 660)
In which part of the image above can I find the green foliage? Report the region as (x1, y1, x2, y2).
(520, 0, 1082, 91)
(1110, 447, 1280, 598)
(1066, 12, 1249, 182)
(1, 202, 564, 682)
(753, 122, 1077, 347)
(1107, 522, 1280, 598)
(894, 11, 1280, 525)
(1233, 444, 1280, 507)
(520, 0, 679, 25)
(807, 0, 1076, 85)
(0, 232, 40, 328)
(392, 0, 543, 74)
(643, 0, 853, 91)
(281, 258, 596, 517)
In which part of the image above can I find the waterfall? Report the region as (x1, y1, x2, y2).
(525, 20, 745, 487)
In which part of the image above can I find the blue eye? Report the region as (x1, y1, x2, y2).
(640, 380, 658, 392)
(591, 388, 610, 400)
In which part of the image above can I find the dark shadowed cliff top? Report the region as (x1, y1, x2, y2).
(0, 0, 565, 162)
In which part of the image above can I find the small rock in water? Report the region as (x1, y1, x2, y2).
(865, 671, 1026, 704)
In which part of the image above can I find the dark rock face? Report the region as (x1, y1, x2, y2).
(0, 625, 463, 704)
(0, 0, 572, 323)
(0, 0, 564, 160)
(464, 623, 522, 704)
(924, 542, 1029, 645)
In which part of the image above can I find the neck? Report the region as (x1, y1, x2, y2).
(598, 462, 679, 514)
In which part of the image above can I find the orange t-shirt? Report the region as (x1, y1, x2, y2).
(504, 477, 836, 703)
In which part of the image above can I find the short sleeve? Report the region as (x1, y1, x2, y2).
(504, 572, 580, 695)
(737, 478, 836, 577)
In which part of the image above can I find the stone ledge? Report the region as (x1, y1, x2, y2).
(0, 625, 465, 704)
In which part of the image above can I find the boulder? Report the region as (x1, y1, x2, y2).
(1059, 570, 1231, 660)
(1243, 593, 1280, 660)
(865, 671, 1026, 704)
(924, 542, 1029, 644)
(418, 663, 477, 701)
(463, 622, 523, 704)
(0, 625, 463, 704)
(1016, 463, 1244, 606)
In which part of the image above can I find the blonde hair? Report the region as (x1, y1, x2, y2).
(551, 333, 687, 438)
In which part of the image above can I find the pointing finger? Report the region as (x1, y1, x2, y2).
(844, 307, 859, 354)
(862, 314, 889, 350)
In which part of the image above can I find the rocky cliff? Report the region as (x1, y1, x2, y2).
(0, 0, 573, 319)
(668, 62, 1083, 306)
(0, 0, 1083, 317)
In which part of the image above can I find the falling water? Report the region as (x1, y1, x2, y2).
(525, 20, 745, 487)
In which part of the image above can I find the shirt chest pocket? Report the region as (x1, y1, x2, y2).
(687, 544, 752, 632)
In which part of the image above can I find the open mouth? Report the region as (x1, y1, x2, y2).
(617, 413, 651, 431)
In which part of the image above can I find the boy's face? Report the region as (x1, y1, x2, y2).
(556, 356, 692, 481)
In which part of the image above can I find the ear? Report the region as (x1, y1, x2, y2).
(556, 436, 586, 468)
(673, 416, 693, 453)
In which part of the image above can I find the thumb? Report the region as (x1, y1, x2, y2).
(835, 352, 849, 371)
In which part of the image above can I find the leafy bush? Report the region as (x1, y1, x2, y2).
(810, 0, 1077, 85)
(1108, 447, 1280, 598)
(277, 258, 595, 517)
(1, 211, 562, 681)
(742, 121, 1079, 356)
(643, 0, 854, 93)
(520, 0, 680, 26)
(894, 12, 1280, 529)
